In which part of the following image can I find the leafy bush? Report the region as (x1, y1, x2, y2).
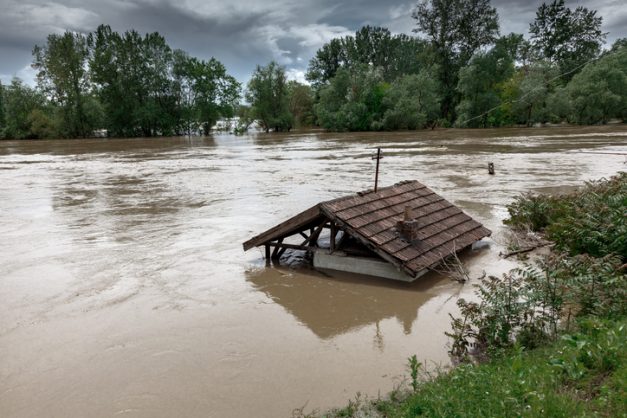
(448, 251, 625, 360)
(506, 172, 627, 260)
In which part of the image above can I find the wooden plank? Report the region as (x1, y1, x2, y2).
(268, 242, 317, 251)
(243, 204, 322, 250)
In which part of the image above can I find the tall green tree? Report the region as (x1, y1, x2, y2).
(306, 38, 353, 88)
(456, 34, 523, 127)
(173, 50, 240, 135)
(32, 31, 92, 137)
(315, 65, 388, 131)
(529, 0, 606, 81)
(287, 81, 315, 128)
(511, 61, 559, 126)
(306, 26, 429, 87)
(246, 61, 292, 132)
(0, 81, 5, 134)
(2, 78, 56, 139)
(89, 25, 177, 137)
(561, 45, 627, 124)
(382, 70, 440, 130)
(412, 0, 500, 121)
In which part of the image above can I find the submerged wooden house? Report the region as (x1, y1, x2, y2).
(243, 180, 491, 282)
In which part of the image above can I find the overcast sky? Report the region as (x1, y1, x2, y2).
(1, 0, 625, 86)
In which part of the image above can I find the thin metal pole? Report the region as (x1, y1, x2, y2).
(374, 147, 381, 192)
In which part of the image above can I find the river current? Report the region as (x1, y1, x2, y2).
(1, 126, 626, 417)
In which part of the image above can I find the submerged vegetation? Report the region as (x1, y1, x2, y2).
(310, 173, 626, 417)
(1, 0, 626, 139)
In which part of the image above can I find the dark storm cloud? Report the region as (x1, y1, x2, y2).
(0, 0, 625, 85)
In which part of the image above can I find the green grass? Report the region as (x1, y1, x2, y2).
(321, 319, 625, 418)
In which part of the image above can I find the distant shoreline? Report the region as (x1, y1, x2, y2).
(2, 122, 626, 142)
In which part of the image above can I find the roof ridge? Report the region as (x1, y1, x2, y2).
(322, 180, 422, 207)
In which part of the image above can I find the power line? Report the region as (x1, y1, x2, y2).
(456, 50, 617, 127)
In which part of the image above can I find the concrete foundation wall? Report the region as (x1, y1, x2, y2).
(313, 251, 426, 282)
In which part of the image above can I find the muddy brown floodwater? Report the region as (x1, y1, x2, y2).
(1, 126, 626, 417)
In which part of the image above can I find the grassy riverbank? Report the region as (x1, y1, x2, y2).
(329, 319, 625, 418)
(314, 172, 626, 418)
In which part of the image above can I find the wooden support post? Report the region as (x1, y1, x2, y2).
(330, 222, 336, 253)
(309, 221, 327, 247)
(265, 244, 270, 266)
(336, 230, 347, 250)
(271, 238, 283, 259)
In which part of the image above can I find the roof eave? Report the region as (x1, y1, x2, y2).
(242, 204, 323, 251)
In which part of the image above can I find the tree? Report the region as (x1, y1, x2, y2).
(306, 26, 429, 87)
(529, 0, 606, 81)
(562, 45, 627, 124)
(2, 78, 55, 139)
(315, 65, 388, 131)
(287, 81, 314, 128)
(32, 31, 92, 137)
(173, 50, 241, 135)
(412, 0, 500, 121)
(382, 71, 440, 130)
(0, 81, 5, 134)
(306, 38, 353, 88)
(511, 61, 559, 126)
(456, 34, 523, 127)
(246, 61, 292, 132)
(89, 25, 178, 137)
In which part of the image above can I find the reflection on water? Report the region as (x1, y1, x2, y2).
(0, 125, 626, 418)
(247, 266, 445, 339)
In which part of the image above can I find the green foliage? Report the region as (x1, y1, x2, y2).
(529, 0, 606, 81)
(32, 31, 93, 137)
(26, 108, 58, 139)
(246, 61, 293, 133)
(315, 66, 387, 131)
(88, 25, 239, 137)
(1, 78, 52, 139)
(506, 172, 627, 259)
(321, 320, 626, 417)
(412, 0, 500, 121)
(89, 25, 176, 137)
(449, 174, 627, 361)
(392, 320, 626, 418)
(287, 81, 315, 128)
(560, 45, 627, 124)
(511, 61, 560, 126)
(383, 72, 440, 130)
(306, 26, 429, 87)
(0, 81, 5, 133)
(316, 67, 440, 131)
(307, 1, 614, 131)
(173, 50, 241, 135)
(407, 355, 421, 392)
(456, 34, 523, 127)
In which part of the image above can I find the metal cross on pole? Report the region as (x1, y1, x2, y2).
(372, 147, 383, 192)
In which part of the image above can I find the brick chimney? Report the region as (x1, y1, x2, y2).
(397, 206, 420, 241)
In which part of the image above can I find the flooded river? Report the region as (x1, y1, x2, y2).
(1, 126, 626, 417)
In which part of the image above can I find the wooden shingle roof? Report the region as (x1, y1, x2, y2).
(243, 180, 491, 277)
